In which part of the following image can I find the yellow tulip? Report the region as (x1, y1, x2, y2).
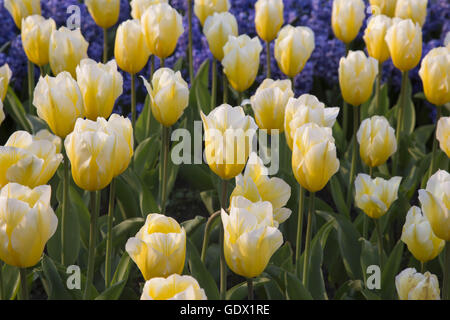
(85, 0, 120, 29)
(369, 0, 397, 17)
(114, 19, 151, 74)
(401, 206, 445, 263)
(274, 25, 315, 78)
(354, 173, 402, 219)
(76, 58, 123, 120)
(35, 129, 62, 154)
(385, 18, 422, 71)
(396, 268, 440, 300)
(126, 213, 186, 281)
(203, 12, 238, 61)
(141, 274, 207, 300)
(395, 0, 428, 27)
(201, 104, 257, 180)
(0, 63, 12, 102)
(363, 14, 392, 63)
(0, 100, 4, 126)
(106, 114, 134, 177)
(332, 0, 366, 44)
(0, 183, 57, 268)
(194, 0, 230, 26)
(130, 0, 168, 20)
(222, 35, 262, 92)
(436, 117, 450, 158)
(4, 0, 41, 29)
(21, 15, 56, 67)
(254, 0, 284, 43)
(339, 50, 379, 106)
(418, 47, 450, 106)
(222, 196, 283, 278)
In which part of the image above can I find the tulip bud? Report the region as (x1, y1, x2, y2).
(203, 12, 238, 61)
(76, 58, 123, 120)
(0, 101, 4, 126)
(85, 0, 120, 29)
(250, 79, 294, 133)
(436, 117, 450, 158)
(105, 114, 134, 177)
(21, 15, 56, 67)
(396, 268, 440, 300)
(126, 214, 186, 280)
(418, 47, 450, 106)
(385, 18, 422, 71)
(230, 153, 292, 226)
(401, 206, 445, 263)
(141, 4, 184, 59)
(35, 129, 62, 154)
(201, 104, 257, 180)
(33, 72, 84, 138)
(222, 35, 262, 92)
(332, 0, 365, 44)
(194, 0, 230, 26)
(114, 19, 151, 74)
(395, 0, 428, 27)
(130, 0, 168, 20)
(369, 0, 397, 17)
(4, 0, 41, 29)
(354, 174, 402, 219)
(274, 25, 315, 78)
(0, 64, 12, 102)
(339, 50, 379, 106)
(357, 115, 397, 167)
(142, 68, 189, 127)
(0, 183, 57, 267)
(292, 123, 340, 192)
(141, 274, 207, 300)
(418, 170, 450, 241)
(284, 94, 340, 151)
(222, 196, 283, 278)
(254, 0, 284, 43)
(363, 15, 392, 63)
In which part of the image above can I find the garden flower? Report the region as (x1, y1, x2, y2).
(331, 0, 365, 44)
(85, 0, 120, 29)
(35, 129, 62, 153)
(395, 268, 440, 300)
(130, 0, 168, 20)
(254, 0, 284, 43)
(395, 0, 428, 27)
(363, 14, 392, 63)
(203, 12, 238, 61)
(436, 117, 450, 158)
(126, 214, 186, 281)
(4, 0, 41, 29)
(194, 0, 230, 26)
(141, 274, 207, 300)
(0, 64, 12, 102)
(21, 15, 56, 67)
(105, 114, 134, 177)
(369, 0, 397, 17)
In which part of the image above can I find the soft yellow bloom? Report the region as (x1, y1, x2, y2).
(357, 115, 397, 167)
(142, 68, 189, 127)
(222, 35, 262, 92)
(0, 130, 62, 188)
(0, 64, 12, 102)
(105, 114, 134, 177)
(396, 268, 440, 300)
(363, 15, 392, 63)
(369, 0, 397, 17)
(76, 58, 123, 120)
(385, 18, 422, 71)
(284, 94, 339, 150)
(418, 47, 450, 106)
(4, 0, 41, 29)
(194, 0, 230, 26)
(0, 101, 4, 126)
(354, 173, 402, 219)
(21, 15, 56, 67)
(230, 153, 292, 226)
(33, 72, 84, 138)
(254, 0, 284, 42)
(203, 12, 238, 61)
(401, 206, 445, 263)
(418, 170, 450, 241)
(141, 274, 207, 300)
(114, 19, 151, 74)
(292, 123, 340, 192)
(35, 129, 62, 154)
(201, 104, 257, 180)
(222, 196, 283, 278)
(0, 183, 57, 268)
(339, 50, 379, 106)
(436, 117, 450, 158)
(130, 0, 168, 20)
(85, 0, 120, 29)
(126, 213, 186, 281)
(332, 0, 366, 44)
(395, 0, 428, 27)
(250, 79, 293, 133)
(141, 4, 184, 59)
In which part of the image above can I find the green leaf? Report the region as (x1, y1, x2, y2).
(381, 241, 404, 299)
(1, 263, 20, 300)
(181, 216, 206, 236)
(4, 87, 33, 132)
(97, 217, 144, 253)
(226, 278, 270, 300)
(95, 280, 126, 300)
(329, 176, 350, 217)
(111, 253, 132, 286)
(133, 135, 160, 176)
(41, 255, 72, 300)
(284, 271, 313, 300)
(193, 60, 211, 115)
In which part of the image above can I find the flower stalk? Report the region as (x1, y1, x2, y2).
(105, 178, 116, 288)
(160, 126, 170, 215)
(103, 27, 108, 63)
(19, 268, 28, 300)
(266, 40, 271, 78)
(302, 192, 315, 287)
(84, 191, 100, 300)
(61, 149, 70, 266)
(211, 58, 217, 109)
(220, 179, 228, 300)
(295, 186, 305, 278)
(346, 106, 359, 209)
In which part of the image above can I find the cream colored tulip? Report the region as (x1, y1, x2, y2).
(105, 114, 134, 177)
(363, 15, 392, 63)
(250, 79, 294, 133)
(418, 170, 450, 241)
(126, 213, 186, 281)
(254, 0, 284, 43)
(142, 68, 189, 127)
(194, 0, 230, 26)
(396, 268, 440, 300)
(339, 50, 379, 106)
(0, 101, 4, 126)
(85, 0, 120, 29)
(4, 0, 41, 29)
(222, 35, 262, 92)
(141, 274, 207, 300)
(332, 0, 365, 44)
(395, 0, 428, 27)
(35, 129, 62, 154)
(436, 117, 450, 158)
(369, 0, 397, 17)
(130, 0, 168, 20)
(274, 25, 315, 78)
(354, 173, 402, 219)
(21, 15, 56, 67)
(203, 12, 238, 61)
(0, 64, 12, 102)
(76, 58, 123, 120)
(0, 183, 57, 267)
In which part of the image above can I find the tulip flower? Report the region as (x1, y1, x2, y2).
(436, 117, 450, 158)
(85, 0, 120, 29)
(141, 274, 207, 300)
(369, 0, 397, 17)
(0, 100, 4, 126)
(419, 47, 450, 107)
(4, 0, 41, 29)
(35, 129, 62, 153)
(21, 15, 56, 67)
(254, 0, 283, 43)
(76, 58, 123, 121)
(363, 15, 392, 64)
(126, 214, 186, 281)
(0, 64, 12, 102)
(396, 268, 440, 300)
(194, 0, 230, 26)
(203, 12, 238, 61)
(130, 0, 168, 20)
(331, 0, 365, 44)
(395, 0, 428, 27)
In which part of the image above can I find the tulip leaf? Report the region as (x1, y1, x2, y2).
(329, 176, 350, 218)
(1, 263, 20, 300)
(226, 277, 271, 300)
(284, 271, 313, 300)
(95, 280, 126, 300)
(181, 215, 206, 237)
(41, 255, 73, 300)
(116, 174, 141, 219)
(193, 60, 212, 115)
(381, 240, 404, 300)
(133, 135, 160, 177)
(97, 217, 144, 253)
(4, 87, 33, 133)
(111, 254, 132, 286)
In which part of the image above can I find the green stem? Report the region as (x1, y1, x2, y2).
(160, 126, 170, 215)
(346, 106, 359, 209)
(223, 74, 228, 103)
(27, 60, 35, 114)
(376, 62, 382, 114)
(160, 57, 165, 68)
(61, 149, 69, 266)
(342, 43, 351, 140)
(443, 242, 450, 300)
(247, 278, 254, 300)
(219, 179, 228, 300)
(105, 178, 115, 288)
(266, 40, 271, 79)
(19, 268, 28, 300)
(39, 66, 45, 77)
(420, 261, 425, 273)
(0, 262, 3, 300)
(295, 186, 305, 278)
(131, 73, 136, 129)
(187, 0, 194, 83)
(103, 28, 108, 63)
(211, 58, 217, 109)
(302, 192, 315, 287)
(145, 56, 155, 139)
(393, 71, 408, 175)
(200, 211, 220, 263)
(428, 106, 442, 180)
(375, 219, 384, 268)
(84, 191, 100, 300)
